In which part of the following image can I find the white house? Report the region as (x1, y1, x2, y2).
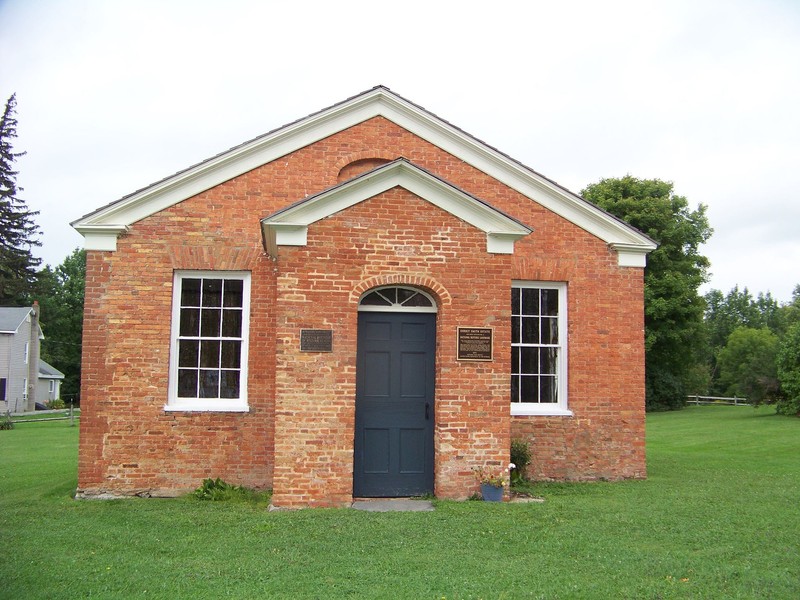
(0, 304, 55, 412)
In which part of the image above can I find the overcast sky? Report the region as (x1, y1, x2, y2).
(1, 0, 798, 302)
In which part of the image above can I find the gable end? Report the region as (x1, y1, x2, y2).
(260, 159, 532, 258)
(72, 86, 655, 265)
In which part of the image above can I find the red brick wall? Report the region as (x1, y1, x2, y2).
(270, 188, 512, 507)
(77, 115, 646, 502)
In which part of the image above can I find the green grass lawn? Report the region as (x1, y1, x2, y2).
(1, 407, 798, 599)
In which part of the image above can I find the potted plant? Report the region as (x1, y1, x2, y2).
(473, 463, 515, 502)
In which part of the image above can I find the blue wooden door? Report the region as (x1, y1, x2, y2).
(354, 312, 435, 497)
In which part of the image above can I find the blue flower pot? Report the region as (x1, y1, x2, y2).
(480, 483, 504, 502)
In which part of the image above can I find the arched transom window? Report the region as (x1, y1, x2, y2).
(358, 286, 437, 313)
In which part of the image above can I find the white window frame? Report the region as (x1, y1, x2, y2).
(511, 281, 571, 416)
(166, 270, 251, 412)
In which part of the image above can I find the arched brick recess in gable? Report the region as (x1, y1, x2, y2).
(335, 150, 399, 183)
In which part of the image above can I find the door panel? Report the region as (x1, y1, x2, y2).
(354, 312, 435, 497)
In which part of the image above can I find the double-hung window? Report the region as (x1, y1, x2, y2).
(167, 271, 251, 412)
(511, 282, 570, 416)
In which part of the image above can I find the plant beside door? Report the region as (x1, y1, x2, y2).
(473, 438, 532, 501)
(473, 464, 515, 502)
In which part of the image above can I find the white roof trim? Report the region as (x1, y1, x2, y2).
(73, 224, 130, 251)
(260, 159, 531, 258)
(71, 86, 655, 265)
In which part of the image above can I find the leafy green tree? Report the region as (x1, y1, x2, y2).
(776, 323, 800, 416)
(35, 249, 86, 401)
(704, 287, 771, 350)
(704, 286, 782, 394)
(716, 327, 780, 405)
(777, 285, 800, 334)
(0, 94, 40, 304)
(582, 176, 712, 410)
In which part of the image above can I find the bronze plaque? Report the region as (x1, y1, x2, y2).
(457, 327, 493, 361)
(300, 329, 333, 352)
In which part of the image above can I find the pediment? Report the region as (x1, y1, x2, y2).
(260, 159, 532, 257)
(72, 86, 656, 266)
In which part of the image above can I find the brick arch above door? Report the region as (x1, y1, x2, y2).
(350, 274, 451, 308)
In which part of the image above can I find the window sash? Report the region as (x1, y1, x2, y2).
(511, 282, 569, 416)
(167, 271, 250, 412)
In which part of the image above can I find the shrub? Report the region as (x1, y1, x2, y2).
(194, 477, 244, 501)
(45, 399, 65, 410)
(0, 413, 13, 430)
(192, 477, 271, 505)
(510, 438, 532, 484)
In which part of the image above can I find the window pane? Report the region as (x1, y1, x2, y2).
(541, 317, 558, 344)
(511, 316, 520, 344)
(181, 279, 201, 307)
(178, 369, 198, 397)
(199, 340, 220, 368)
(178, 340, 199, 368)
(397, 288, 415, 304)
(522, 288, 539, 316)
(179, 308, 200, 337)
(199, 370, 220, 398)
(402, 292, 432, 307)
(511, 375, 520, 402)
(521, 376, 537, 402)
(220, 370, 240, 399)
(202, 279, 223, 307)
(222, 309, 242, 337)
(221, 341, 241, 369)
(541, 289, 559, 316)
(522, 316, 539, 344)
(511, 288, 521, 316)
(511, 346, 520, 375)
(540, 348, 558, 375)
(540, 376, 557, 403)
(521, 347, 539, 375)
(201, 309, 221, 337)
(223, 279, 243, 308)
(360, 291, 391, 306)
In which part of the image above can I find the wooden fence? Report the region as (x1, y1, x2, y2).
(7, 405, 80, 425)
(686, 395, 749, 406)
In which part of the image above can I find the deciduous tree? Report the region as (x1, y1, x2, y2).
(716, 327, 780, 405)
(35, 249, 85, 401)
(704, 286, 782, 394)
(582, 176, 712, 410)
(776, 323, 800, 416)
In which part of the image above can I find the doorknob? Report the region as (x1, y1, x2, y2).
(425, 402, 430, 420)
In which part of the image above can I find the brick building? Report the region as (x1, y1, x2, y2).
(72, 87, 655, 507)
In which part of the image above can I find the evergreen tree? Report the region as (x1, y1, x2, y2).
(0, 94, 40, 305)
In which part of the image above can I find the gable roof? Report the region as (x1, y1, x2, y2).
(0, 307, 35, 334)
(71, 86, 656, 267)
(261, 158, 532, 257)
(39, 359, 65, 380)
